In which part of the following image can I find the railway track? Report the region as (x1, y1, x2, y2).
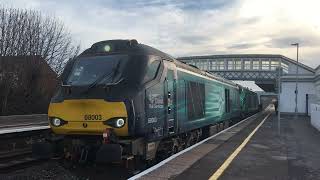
(0, 135, 50, 173)
(0, 115, 50, 173)
(0, 149, 37, 172)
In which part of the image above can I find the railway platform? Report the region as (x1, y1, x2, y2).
(0, 114, 50, 172)
(133, 108, 320, 180)
(0, 114, 49, 134)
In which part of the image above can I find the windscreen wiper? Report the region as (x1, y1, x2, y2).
(82, 61, 121, 94)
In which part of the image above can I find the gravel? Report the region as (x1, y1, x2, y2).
(0, 161, 79, 180)
(0, 161, 131, 180)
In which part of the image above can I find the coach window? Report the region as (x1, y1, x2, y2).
(143, 60, 161, 83)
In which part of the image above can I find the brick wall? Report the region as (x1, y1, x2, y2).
(0, 56, 58, 115)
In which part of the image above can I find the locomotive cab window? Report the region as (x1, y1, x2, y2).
(66, 55, 128, 86)
(143, 59, 161, 83)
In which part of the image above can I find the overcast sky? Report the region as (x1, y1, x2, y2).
(1, 0, 320, 90)
(1, 0, 320, 67)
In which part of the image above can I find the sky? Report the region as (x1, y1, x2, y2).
(1, 0, 320, 91)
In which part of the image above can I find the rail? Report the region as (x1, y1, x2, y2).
(0, 120, 50, 172)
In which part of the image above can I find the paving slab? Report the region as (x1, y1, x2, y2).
(174, 113, 320, 180)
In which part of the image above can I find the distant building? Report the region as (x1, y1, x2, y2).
(0, 56, 58, 115)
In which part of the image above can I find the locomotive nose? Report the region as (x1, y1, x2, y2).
(48, 99, 128, 136)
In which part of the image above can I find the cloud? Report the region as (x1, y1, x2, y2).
(178, 35, 211, 44)
(100, 0, 236, 11)
(1, 0, 320, 68)
(268, 33, 320, 48)
(228, 43, 257, 49)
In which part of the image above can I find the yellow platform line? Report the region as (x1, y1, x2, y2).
(209, 112, 272, 180)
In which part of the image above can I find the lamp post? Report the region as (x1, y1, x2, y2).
(277, 60, 281, 135)
(291, 43, 299, 116)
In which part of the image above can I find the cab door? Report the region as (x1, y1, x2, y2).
(165, 69, 176, 135)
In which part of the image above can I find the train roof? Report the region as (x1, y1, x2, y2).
(81, 39, 245, 89)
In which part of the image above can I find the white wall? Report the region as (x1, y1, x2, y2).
(287, 64, 314, 75)
(311, 104, 320, 131)
(279, 82, 316, 113)
(314, 68, 320, 104)
(308, 94, 319, 116)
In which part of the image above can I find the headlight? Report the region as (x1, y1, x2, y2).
(103, 117, 126, 128)
(53, 118, 61, 126)
(115, 118, 125, 128)
(50, 117, 67, 127)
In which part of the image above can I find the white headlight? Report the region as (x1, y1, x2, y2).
(116, 118, 125, 127)
(52, 118, 61, 127)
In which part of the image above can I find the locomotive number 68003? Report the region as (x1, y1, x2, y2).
(84, 114, 102, 121)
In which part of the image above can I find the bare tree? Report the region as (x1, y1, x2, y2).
(0, 8, 80, 73)
(0, 8, 78, 115)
